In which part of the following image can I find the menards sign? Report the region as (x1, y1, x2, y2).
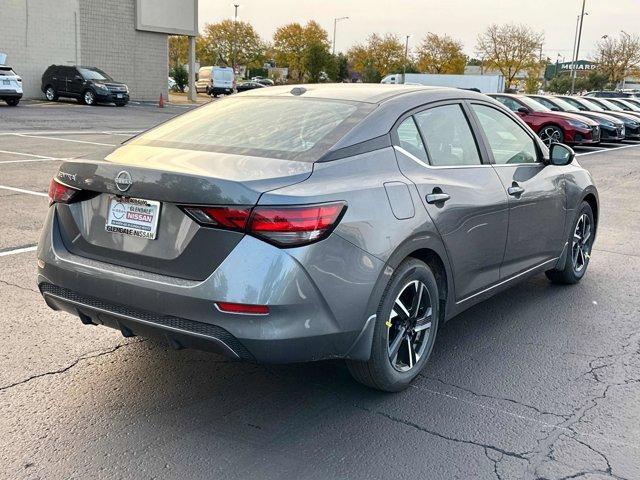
(544, 60, 598, 80)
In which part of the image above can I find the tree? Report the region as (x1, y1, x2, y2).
(475, 23, 544, 90)
(523, 64, 543, 94)
(348, 33, 405, 81)
(168, 36, 189, 67)
(197, 20, 266, 69)
(170, 64, 188, 92)
(305, 44, 331, 83)
(273, 21, 330, 82)
(593, 33, 640, 87)
(415, 33, 467, 74)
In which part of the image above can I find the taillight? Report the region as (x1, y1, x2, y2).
(183, 206, 252, 230)
(48, 178, 79, 206)
(215, 302, 269, 315)
(182, 202, 346, 247)
(249, 202, 346, 246)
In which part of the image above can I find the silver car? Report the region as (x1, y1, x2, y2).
(38, 85, 599, 391)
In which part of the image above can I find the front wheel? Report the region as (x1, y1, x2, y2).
(347, 258, 440, 392)
(546, 201, 595, 284)
(82, 90, 96, 106)
(539, 125, 564, 146)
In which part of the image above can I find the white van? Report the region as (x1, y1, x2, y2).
(196, 66, 235, 97)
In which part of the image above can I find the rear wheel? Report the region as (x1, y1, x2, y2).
(546, 201, 595, 284)
(82, 90, 96, 106)
(6, 98, 19, 106)
(539, 125, 564, 146)
(45, 86, 58, 101)
(347, 258, 440, 392)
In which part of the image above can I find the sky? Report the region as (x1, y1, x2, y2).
(197, 0, 639, 61)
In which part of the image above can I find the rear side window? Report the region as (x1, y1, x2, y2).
(472, 104, 538, 165)
(414, 104, 482, 167)
(396, 117, 428, 163)
(132, 97, 362, 160)
(494, 96, 524, 113)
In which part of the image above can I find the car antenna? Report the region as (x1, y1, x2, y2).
(290, 87, 307, 96)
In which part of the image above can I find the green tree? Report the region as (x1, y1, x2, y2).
(272, 21, 330, 82)
(168, 36, 189, 67)
(197, 20, 266, 68)
(416, 33, 467, 74)
(170, 64, 189, 92)
(476, 23, 544, 90)
(305, 43, 331, 83)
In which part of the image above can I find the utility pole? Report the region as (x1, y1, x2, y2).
(332, 17, 349, 55)
(232, 4, 239, 92)
(403, 35, 410, 84)
(570, 0, 587, 94)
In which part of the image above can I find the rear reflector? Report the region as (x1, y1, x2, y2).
(48, 178, 79, 205)
(249, 202, 346, 246)
(215, 302, 269, 315)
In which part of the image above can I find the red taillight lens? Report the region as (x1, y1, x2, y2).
(248, 202, 346, 246)
(183, 206, 252, 230)
(215, 302, 269, 315)
(48, 178, 79, 206)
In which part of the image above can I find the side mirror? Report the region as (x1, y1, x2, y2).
(550, 107, 560, 111)
(549, 143, 575, 166)
(75, 75, 83, 80)
(517, 106, 529, 114)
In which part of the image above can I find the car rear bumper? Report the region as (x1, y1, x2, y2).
(37, 209, 382, 363)
(0, 90, 22, 99)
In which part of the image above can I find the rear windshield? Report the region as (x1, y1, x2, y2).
(131, 97, 365, 161)
(0, 68, 16, 76)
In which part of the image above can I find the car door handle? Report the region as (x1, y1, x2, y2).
(507, 185, 525, 196)
(426, 193, 451, 204)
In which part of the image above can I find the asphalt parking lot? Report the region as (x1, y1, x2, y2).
(1, 101, 639, 480)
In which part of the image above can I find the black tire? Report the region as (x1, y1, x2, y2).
(539, 125, 564, 146)
(115, 102, 127, 107)
(6, 99, 19, 106)
(347, 258, 440, 392)
(44, 85, 58, 102)
(546, 201, 595, 285)
(82, 90, 96, 105)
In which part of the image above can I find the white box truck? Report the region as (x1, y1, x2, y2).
(381, 73, 505, 93)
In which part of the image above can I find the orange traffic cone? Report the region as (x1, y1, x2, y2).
(158, 93, 164, 108)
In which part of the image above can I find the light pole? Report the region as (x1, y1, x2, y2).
(332, 17, 349, 55)
(570, 0, 587, 94)
(403, 35, 411, 83)
(232, 4, 239, 91)
(621, 30, 631, 89)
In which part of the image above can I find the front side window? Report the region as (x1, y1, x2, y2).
(396, 117, 428, 162)
(493, 96, 525, 113)
(414, 104, 482, 167)
(472, 104, 538, 165)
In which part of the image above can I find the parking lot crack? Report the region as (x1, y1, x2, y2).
(0, 278, 39, 294)
(0, 340, 144, 392)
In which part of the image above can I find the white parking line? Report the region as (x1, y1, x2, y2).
(11, 134, 117, 147)
(577, 143, 640, 156)
(0, 130, 140, 136)
(0, 149, 57, 160)
(0, 185, 48, 197)
(0, 245, 38, 257)
(0, 158, 62, 164)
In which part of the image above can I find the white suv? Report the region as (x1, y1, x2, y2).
(0, 66, 22, 106)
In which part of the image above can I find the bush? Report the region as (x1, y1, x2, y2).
(170, 64, 188, 92)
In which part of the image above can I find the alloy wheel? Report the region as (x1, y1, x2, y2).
(84, 91, 94, 105)
(540, 126, 563, 146)
(387, 280, 433, 372)
(45, 87, 55, 101)
(572, 213, 592, 272)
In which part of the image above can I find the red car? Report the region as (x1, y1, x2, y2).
(489, 93, 600, 146)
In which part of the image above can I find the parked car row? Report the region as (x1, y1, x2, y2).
(41, 65, 129, 106)
(489, 93, 640, 146)
(0, 65, 23, 106)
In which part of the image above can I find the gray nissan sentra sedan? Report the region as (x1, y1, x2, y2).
(38, 84, 598, 391)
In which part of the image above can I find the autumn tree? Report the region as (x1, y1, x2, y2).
(272, 21, 330, 82)
(415, 33, 467, 74)
(168, 36, 189, 67)
(348, 33, 405, 81)
(475, 23, 544, 90)
(197, 20, 266, 68)
(593, 33, 640, 87)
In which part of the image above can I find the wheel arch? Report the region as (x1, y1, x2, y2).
(583, 191, 599, 231)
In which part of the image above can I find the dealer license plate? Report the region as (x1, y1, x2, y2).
(105, 197, 160, 239)
(2, 80, 9, 85)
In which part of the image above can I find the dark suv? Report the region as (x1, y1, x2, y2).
(41, 65, 129, 106)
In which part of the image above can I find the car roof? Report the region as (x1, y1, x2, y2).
(240, 83, 457, 104)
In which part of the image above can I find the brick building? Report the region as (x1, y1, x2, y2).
(1, 0, 172, 101)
